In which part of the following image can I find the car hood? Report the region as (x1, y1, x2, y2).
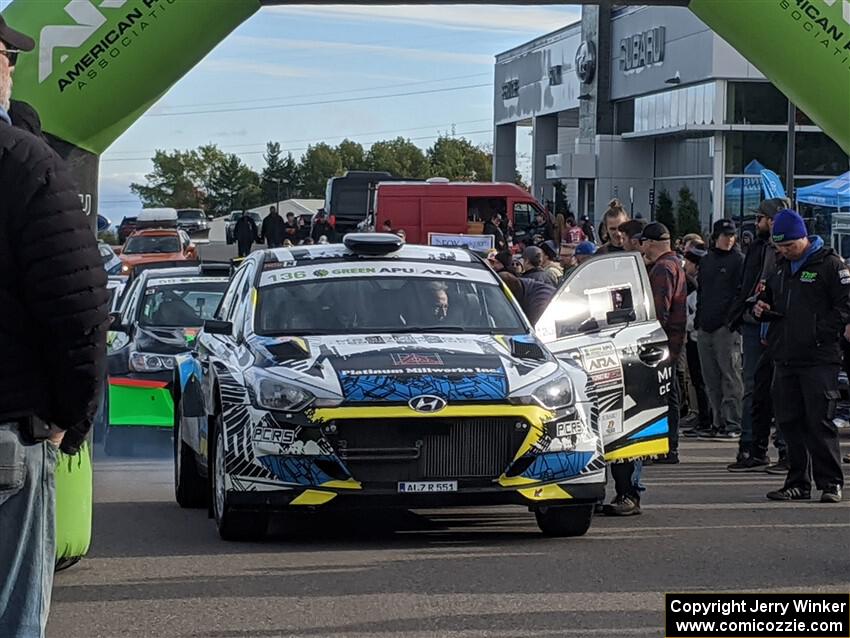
(135, 326, 202, 354)
(248, 333, 567, 404)
(121, 252, 187, 265)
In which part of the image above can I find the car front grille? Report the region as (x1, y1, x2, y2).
(331, 417, 525, 485)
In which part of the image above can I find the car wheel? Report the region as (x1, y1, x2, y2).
(535, 504, 594, 537)
(210, 413, 268, 541)
(174, 402, 207, 509)
(104, 427, 133, 457)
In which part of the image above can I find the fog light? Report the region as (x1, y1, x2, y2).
(515, 421, 528, 431)
(322, 423, 337, 435)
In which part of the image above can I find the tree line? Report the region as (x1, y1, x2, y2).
(130, 136, 493, 216)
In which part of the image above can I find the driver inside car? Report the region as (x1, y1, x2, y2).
(151, 294, 200, 326)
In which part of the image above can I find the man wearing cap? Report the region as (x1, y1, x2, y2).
(696, 219, 745, 441)
(640, 222, 687, 464)
(0, 17, 109, 637)
(727, 198, 790, 472)
(574, 240, 597, 265)
(682, 241, 713, 436)
(754, 209, 849, 503)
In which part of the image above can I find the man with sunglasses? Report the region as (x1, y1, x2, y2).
(727, 198, 790, 472)
(0, 17, 109, 637)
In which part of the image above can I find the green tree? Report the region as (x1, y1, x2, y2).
(207, 153, 261, 215)
(261, 142, 300, 203)
(336, 139, 366, 172)
(676, 186, 702, 237)
(130, 149, 205, 209)
(366, 137, 429, 177)
(427, 136, 492, 181)
(130, 144, 231, 212)
(655, 189, 676, 236)
(299, 143, 342, 198)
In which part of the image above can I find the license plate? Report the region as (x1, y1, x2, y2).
(398, 481, 458, 493)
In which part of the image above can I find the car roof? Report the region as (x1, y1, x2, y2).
(140, 266, 228, 283)
(128, 228, 182, 237)
(260, 240, 478, 265)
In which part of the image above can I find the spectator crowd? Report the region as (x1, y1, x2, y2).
(482, 197, 849, 514)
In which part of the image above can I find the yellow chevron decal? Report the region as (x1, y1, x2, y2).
(604, 437, 669, 462)
(290, 489, 337, 506)
(319, 479, 362, 490)
(517, 483, 573, 501)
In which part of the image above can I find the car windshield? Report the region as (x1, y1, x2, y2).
(255, 270, 525, 336)
(123, 236, 181, 254)
(178, 210, 203, 220)
(139, 282, 227, 327)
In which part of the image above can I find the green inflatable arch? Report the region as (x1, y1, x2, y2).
(0, 0, 846, 567)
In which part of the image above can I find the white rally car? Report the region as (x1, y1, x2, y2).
(172, 234, 671, 540)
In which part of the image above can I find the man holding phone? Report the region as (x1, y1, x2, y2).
(754, 209, 849, 503)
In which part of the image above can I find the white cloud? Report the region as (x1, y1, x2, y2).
(230, 35, 493, 66)
(266, 5, 581, 34)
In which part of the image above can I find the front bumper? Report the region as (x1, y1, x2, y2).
(226, 482, 605, 512)
(223, 403, 606, 510)
(108, 372, 174, 429)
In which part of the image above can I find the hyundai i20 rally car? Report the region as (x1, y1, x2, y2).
(173, 234, 671, 540)
(101, 264, 231, 455)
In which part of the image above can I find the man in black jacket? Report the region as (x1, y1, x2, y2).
(755, 209, 849, 503)
(0, 17, 108, 637)
(311, 210, 335, 243)
(483, 213, 507, 251)
(234, 211, 258, 257)
(696, 219, 744, 441)
(260, 205, 286, 248)
(727, 198, 789, 471)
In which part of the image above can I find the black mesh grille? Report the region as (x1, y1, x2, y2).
(332, 417, 525, 485)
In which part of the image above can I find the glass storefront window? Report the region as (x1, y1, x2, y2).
(795, 133, 850, 176)
(615, 100, 634, 134)
(725, 131, 787, 174)
(726, 82, 787, 125)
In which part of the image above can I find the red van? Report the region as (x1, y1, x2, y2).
(373, 179, 544, 245)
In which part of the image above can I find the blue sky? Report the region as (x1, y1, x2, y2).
(2, 3, 582, 217)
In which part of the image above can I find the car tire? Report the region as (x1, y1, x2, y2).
(104, 428, 133, 457)
(174, 403, 207, 509)
(534, 504, 594, 537)
(210, 413, 268, 541)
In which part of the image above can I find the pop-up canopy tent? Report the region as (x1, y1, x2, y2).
(724, 160, 787, 223)
(796, 172, 850, 211)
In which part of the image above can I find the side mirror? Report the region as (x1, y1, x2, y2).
(607, 308, 636, 326)
(108, 312, 131, 334)
(204, 319, 233, 336)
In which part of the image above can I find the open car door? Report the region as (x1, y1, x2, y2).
(535, 253, 671, 461)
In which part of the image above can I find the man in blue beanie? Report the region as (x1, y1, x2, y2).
(753, 209, 849, 503)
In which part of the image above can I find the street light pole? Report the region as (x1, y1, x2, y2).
(786, 99, 796, 204)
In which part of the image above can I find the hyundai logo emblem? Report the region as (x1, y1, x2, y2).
(408, 395, 447, 413)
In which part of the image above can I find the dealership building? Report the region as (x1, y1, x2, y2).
(493, 4, 849, 231)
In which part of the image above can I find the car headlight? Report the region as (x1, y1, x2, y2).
(531, 375, 575, 410)
(252, 373, 314, 412)
(121, 263, 131, 273)
(129, 352, 175, 372)
(509, 374, 575, 410)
